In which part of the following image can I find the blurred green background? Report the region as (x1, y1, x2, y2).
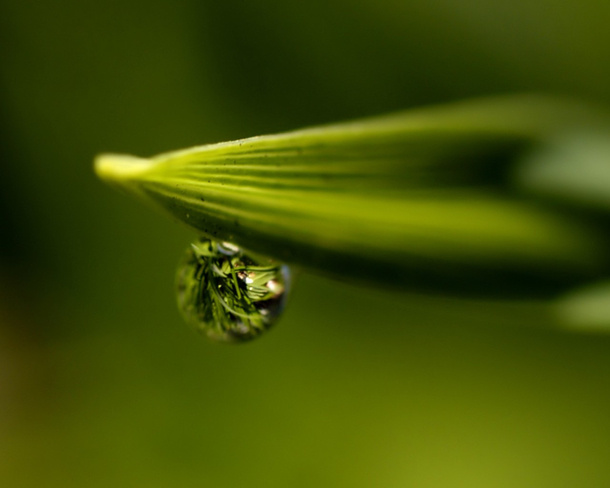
(2, 1, 610, 486)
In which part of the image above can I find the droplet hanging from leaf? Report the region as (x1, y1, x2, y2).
(176, 238, 291, 342)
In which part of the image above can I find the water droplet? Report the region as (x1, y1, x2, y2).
(175, 238, 291, 342)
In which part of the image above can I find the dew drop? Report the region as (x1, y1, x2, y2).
(175, 237, 291, 342)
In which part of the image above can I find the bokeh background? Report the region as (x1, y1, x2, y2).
(2, 1, 610, 486)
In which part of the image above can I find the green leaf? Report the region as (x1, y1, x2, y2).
(95, 95, 609, 298)
(514, 130, 610, 211)
(554, 281, 610, 332)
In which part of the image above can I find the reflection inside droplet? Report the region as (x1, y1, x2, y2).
(175, 238, 291, 342)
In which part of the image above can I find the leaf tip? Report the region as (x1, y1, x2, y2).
(94, 153, 152, 183)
